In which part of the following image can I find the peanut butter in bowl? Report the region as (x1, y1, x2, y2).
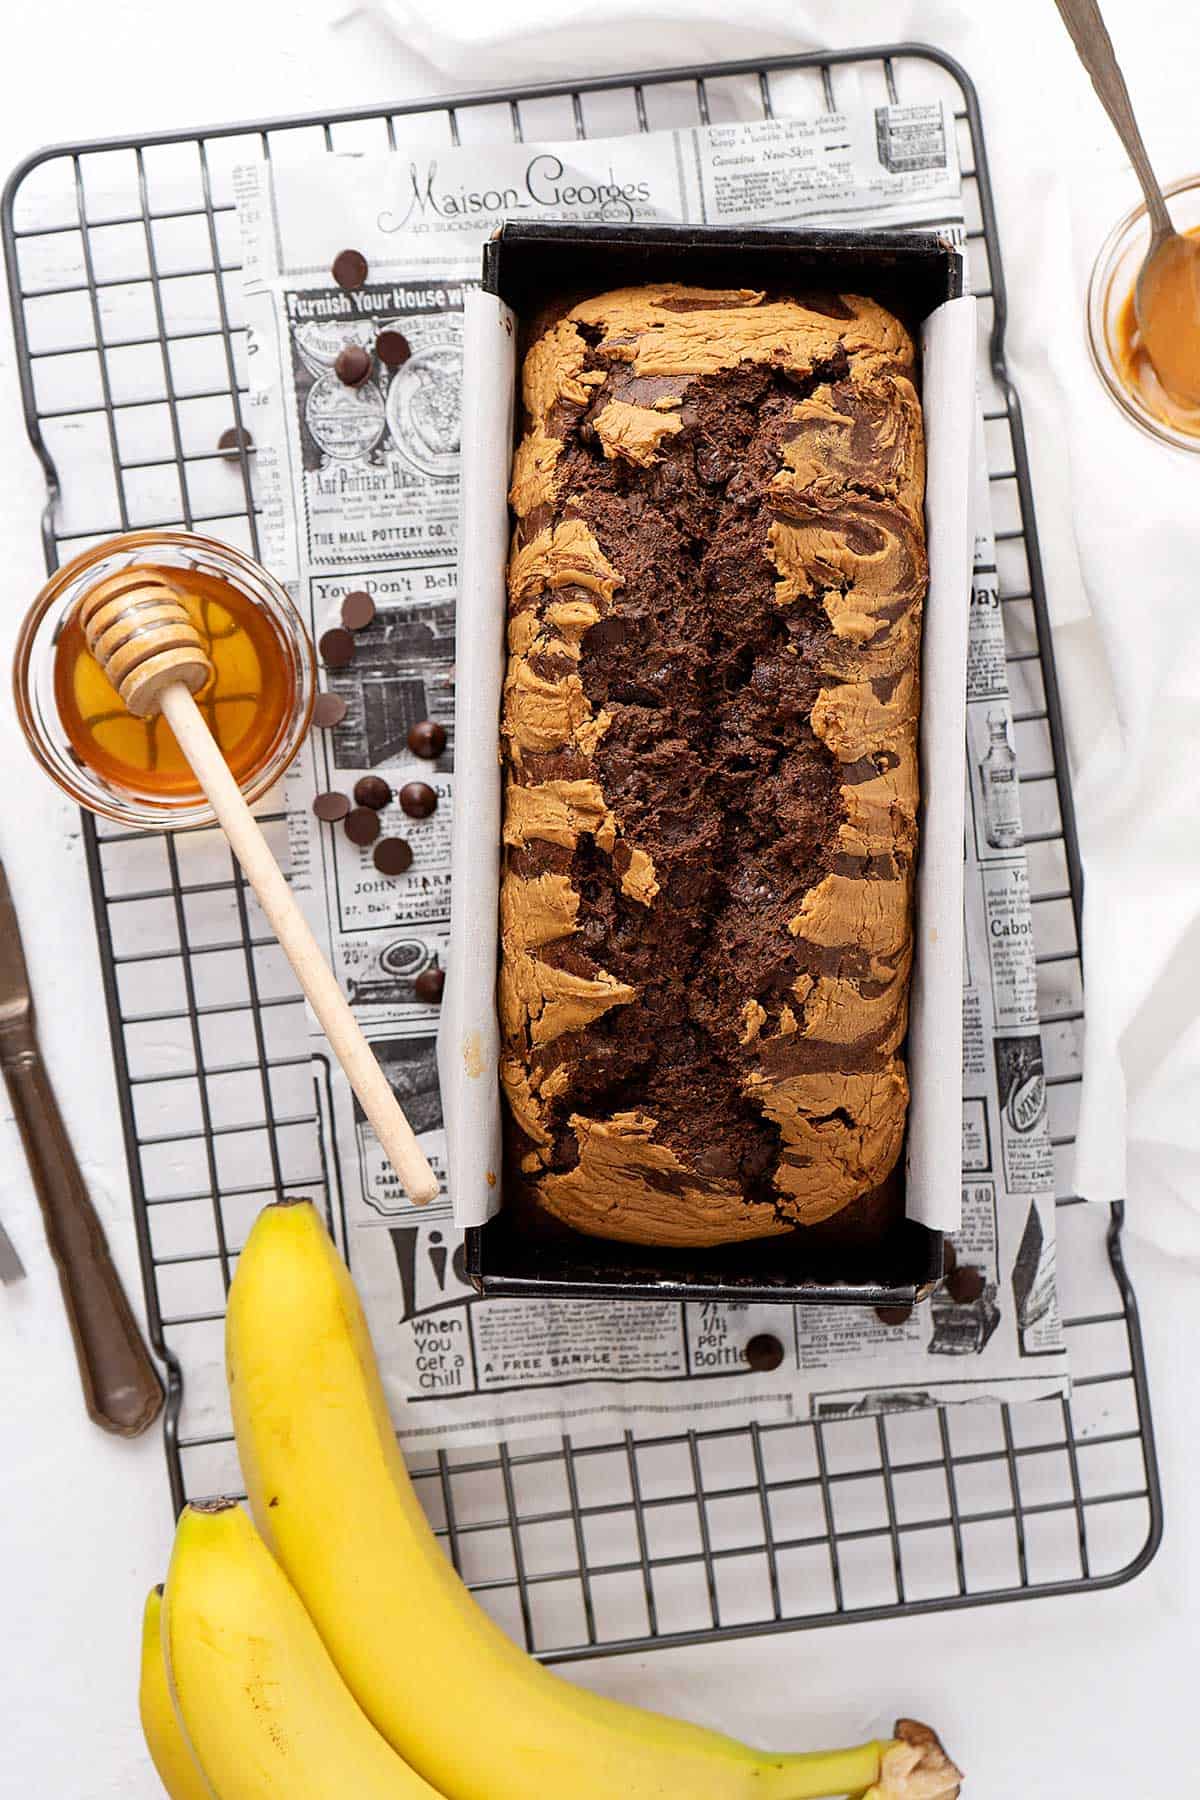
(1115, 225, 1200, 438)
(1089, 175, 1200, 451)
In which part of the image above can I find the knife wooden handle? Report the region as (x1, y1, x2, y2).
(3, 1046, 164, 1436)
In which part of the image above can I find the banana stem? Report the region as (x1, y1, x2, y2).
(762, 1738, 890, 1798)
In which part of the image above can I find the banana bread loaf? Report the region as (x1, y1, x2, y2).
(498, 283, 926, 1247)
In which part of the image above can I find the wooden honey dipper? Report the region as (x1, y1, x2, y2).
(78, 568, 440, 1205)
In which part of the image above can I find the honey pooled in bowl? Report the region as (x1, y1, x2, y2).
(55, 565, 295, 803)
(1116, 225, 1200, 438)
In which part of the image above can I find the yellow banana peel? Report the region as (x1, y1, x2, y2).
(161, 1499, 444, 1798)
(138, 1586, 213, 1800)
(225, 1199, 962, 1800)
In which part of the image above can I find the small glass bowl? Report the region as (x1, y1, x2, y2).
(1087, 172, 1200, 452)
(14, 531, 316, 829)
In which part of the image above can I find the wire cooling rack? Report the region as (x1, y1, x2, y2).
(3, 44, 1162, 1659)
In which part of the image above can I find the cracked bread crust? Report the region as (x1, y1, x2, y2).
(498, 283, 927, 1247)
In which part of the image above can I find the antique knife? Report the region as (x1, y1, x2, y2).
(0, 1214, 24, 1284)
(0, 857, 163, 1434)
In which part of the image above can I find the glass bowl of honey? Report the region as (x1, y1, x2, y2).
(15, 531, 316, 828)
(1087, 172, 1200, 450)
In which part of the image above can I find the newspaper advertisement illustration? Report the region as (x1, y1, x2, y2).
(236, 97, 1069, 1447)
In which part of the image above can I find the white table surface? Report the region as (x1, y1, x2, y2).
(0, 3, 1196, 1795)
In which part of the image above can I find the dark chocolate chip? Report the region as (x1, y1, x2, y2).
(319, 627, 356, 669)
(312, 691, 348, 729)
(399, 780, 437, 820)
(946, 1265, 986, 1305)
(875, 1304, 914, 1327)
(312, 790, 350, 823)
(344, 806, 381, 846)
(353, 774, 391, 811)
(373, 837, 413, 876)
(743, 1333, 784, 1373)
(335, 344, 372, 388)
(331, 249, 368, 290)
(585, 615, 629, 651)
(693, 440, 732, 488)
(693, 1145, 738, 1177)
(217, 424, 253, 459)
(406, 719, 446, 759)
(341, 589, 376, 630)
(414, 967, 445, 1005)
(376, 330, 411, 369)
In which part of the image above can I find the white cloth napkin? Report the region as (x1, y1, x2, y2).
(334, 0, 818, 84)
(1019, 194, 1200, 1253)
(334, 0, 1200, 1259)
(991, 39, 1200, 1258)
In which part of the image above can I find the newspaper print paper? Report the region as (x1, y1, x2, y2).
(235, 97, 1068, 1447)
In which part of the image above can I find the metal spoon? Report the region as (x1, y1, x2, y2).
(1056, 0, 1200, 404)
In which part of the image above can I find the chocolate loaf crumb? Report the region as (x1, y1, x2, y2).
(499, 283, 927, 1247)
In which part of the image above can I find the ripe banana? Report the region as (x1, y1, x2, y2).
(138, 1586, 212, 1800)
(161, 1499, 444, 1798)
(227, 1199, 961, 1800)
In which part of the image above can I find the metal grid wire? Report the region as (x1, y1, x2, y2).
(3, 44, 1161, 1659)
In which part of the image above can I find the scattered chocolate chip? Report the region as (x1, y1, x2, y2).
(331, 248, 368, 290)
(319, 627, 356, 669)
(312, 691, 348, 729)
(376, 330, 412, 369)
(946, 1265, 986, 1306)
(341, 589, 376, 631)
(312, 790, 350, 823)
(399, 780, 437, 820)
(414, 967, 445, 1005)
(373, 837, 413, 877)
(335, 344, 372, 388)
(354, 774, 391, 811)
(407, 718, 446, 759)
(744, 1333, 784, 1372)
(942, 1237, 959, 1275)
(344, 806, 381, 847)
(875, 1304, 914, 1327)
(217, 424, 253, 459)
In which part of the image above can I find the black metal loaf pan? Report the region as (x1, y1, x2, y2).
(466, 220, 961, 1307)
